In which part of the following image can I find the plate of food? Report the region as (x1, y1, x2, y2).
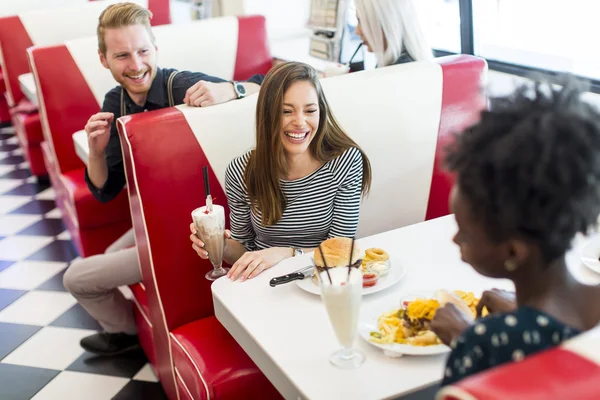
(580, 235, 600, 274)
(295, 237, 406, 296)
(358, 289, 482, 356)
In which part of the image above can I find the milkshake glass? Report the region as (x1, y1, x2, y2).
(192, 204, 227, 280)
(319, 267, 365, 369)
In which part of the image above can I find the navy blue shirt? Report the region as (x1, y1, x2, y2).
(393, 52, 414, 65)
(442, 306, 581, 385)
(85, 67, 264, 203)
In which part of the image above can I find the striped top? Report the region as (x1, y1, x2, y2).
(225, 147, 364, 251)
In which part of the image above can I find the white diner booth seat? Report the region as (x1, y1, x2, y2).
(0, 0, 169, 176)
(115, 55, 486, 400)
(28, 15, 272, 388)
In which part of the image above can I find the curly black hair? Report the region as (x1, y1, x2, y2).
(446, 77, 600, 262)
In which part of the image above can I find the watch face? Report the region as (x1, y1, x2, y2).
(236, 84, 246, 95)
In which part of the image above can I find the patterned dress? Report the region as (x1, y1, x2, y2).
(442, 306, 581, 385)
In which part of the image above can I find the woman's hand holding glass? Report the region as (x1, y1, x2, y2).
(189, 222, 231, 259)
(189, 223, 290, 281)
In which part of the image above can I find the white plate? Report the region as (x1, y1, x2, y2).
(295, 255, 406, 296)
(358, 293, 450, 356)
(580, 235, 600, 274)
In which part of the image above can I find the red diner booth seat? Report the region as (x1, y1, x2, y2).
(118, 108, 281, 400)
(0, 0, 171, 176)
(129, 282, 158, 369)
(436, 325, 600, 400)
(0, 69, 10, 125)
(27, 15, 272, 258)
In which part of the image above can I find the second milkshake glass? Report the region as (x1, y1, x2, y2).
(319, 267, 365, 369)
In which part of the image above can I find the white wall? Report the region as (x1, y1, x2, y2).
(241, 0, 310, 40)
(172, 0, 311, 41)
(212, 0, 310, 40)
(171, 0, 194, 24)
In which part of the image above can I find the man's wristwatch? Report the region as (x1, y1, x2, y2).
(292, 247, 304, 257)
(232, 81, 246, 99)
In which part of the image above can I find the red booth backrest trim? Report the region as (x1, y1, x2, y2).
(0, 16, 32, 106)
(426, 56, 487, 220)
(119, 109, 222, 328)
(119, 117, 180, 399)
(27, 46, 95, 173)
(174, 367, 196, 400)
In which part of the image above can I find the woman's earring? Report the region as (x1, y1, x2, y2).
(504, 259, 518, 272)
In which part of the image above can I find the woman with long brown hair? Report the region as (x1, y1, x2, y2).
(190, 62, 371, 281)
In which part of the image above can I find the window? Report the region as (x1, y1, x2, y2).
(473, 0, 600, 80)
(414, 0, 462, 54)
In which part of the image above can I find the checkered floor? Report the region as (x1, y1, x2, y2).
(0, 129, 167, 400)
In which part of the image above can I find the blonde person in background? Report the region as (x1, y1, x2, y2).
(355, 0, 433, 67)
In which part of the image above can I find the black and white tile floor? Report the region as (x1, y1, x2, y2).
(0, 129, 167, 400)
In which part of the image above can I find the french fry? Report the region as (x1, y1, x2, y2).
(370, 291, 483, 347)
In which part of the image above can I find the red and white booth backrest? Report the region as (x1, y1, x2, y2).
(426, 55, 488, 220)
(0, 0, 170, 107)
(437, 325, 600, 399)
(28, 15, 272, 176)
(188, 55, 485, 238)
(116, 54, 487, 341)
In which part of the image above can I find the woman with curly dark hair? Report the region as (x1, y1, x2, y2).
(431, 77, 600, 385)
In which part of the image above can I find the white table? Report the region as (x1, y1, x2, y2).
(212, 215, 600, 400)
(18, 73, 37, 106)
(72, 129, 88, 165)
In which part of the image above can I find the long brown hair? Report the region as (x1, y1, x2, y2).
(244, 62, 372, 226)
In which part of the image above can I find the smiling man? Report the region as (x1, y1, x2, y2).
(87, 2, 261, 203)
(63, 2, 263, 356)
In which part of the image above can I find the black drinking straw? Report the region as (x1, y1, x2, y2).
(202, 166, 211, 198)
(318, 244, 333, 284)
(346, 238, 355, 282)
(347, 42, 363, 67)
